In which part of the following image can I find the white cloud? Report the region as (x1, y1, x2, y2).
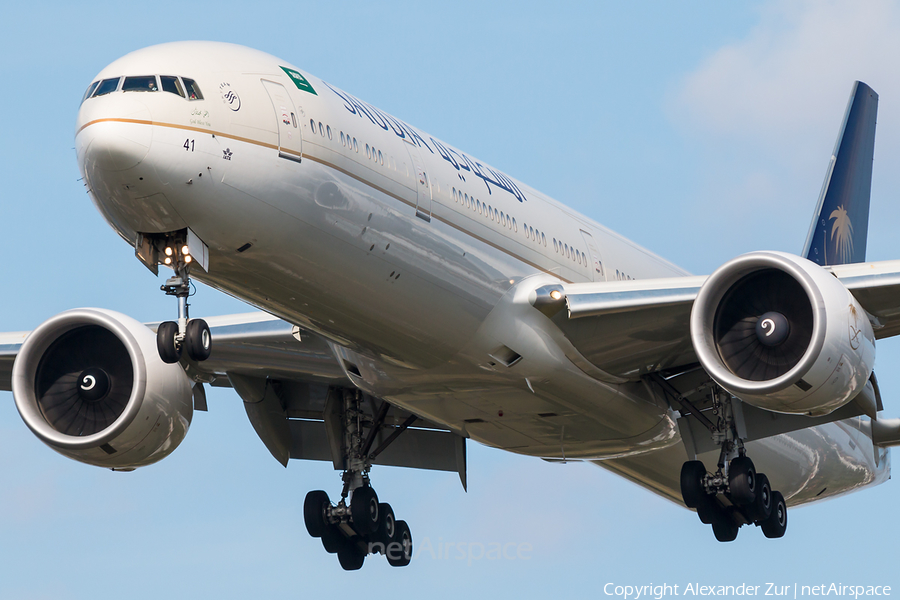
(665, 0, 900, 267)
(674, 0, 900, 152)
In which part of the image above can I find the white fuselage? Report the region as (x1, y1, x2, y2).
(74, 41, 889, 508)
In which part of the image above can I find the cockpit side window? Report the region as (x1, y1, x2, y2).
(93, 77, 121, 97)
(123, 76, 159, 92)
(160, 76, 185, 97)
(81, 81, 99, 104)
(182, 78, 204, 100)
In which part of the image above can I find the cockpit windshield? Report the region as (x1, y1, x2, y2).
(81, 81, 100, 104)
(84, 75, 203, 102)
(93, 77, 121, 97)
(122, 76, 158, 92)
(160, 76, 184, 97)
(182, 78, 203, 100)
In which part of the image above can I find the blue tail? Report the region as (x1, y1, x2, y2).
(802, 81, 878, 266)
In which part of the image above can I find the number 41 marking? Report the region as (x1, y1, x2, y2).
(184, 139, 195, 151)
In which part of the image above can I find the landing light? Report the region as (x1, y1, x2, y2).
(550, 290, 562, 300)
(164, 257, 172, 265)
(185, 255, 193, 264)
(182, 245, 190, 255)
(165, 247, 173, 257)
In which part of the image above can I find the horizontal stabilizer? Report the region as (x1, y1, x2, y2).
(803, 81, 878, 266)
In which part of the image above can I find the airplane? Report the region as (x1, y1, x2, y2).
(2, 40, 900, 571)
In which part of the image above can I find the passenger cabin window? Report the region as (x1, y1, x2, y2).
(182, 78, 203, 100)
(93, 77, 121, 97)
(123, 76, 158, 92)
(160, 76, 185, 97)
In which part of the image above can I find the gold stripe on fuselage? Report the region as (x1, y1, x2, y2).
(78, 118, 574, 284)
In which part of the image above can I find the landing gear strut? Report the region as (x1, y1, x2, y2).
(303, 390, 413, 570)
(679, 389, 788, 541)
(155, 240, 211, 364)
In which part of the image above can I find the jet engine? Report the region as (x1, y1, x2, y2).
(690, 252, 875, 416)
(11, 308, 193, 469)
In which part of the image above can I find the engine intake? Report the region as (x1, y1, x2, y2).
(12, 309, 193, 468)
(691, 252, 875, 416)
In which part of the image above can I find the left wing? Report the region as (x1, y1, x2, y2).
(0, 312, 348, 392)
(0, 312, 467, 485)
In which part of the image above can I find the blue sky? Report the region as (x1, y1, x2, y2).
(2, 1, 900, 597)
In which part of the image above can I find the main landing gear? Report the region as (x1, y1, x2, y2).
(155, 241, 211, 364)
(304, 390, 414, 570)
(679, 391, 788, 542)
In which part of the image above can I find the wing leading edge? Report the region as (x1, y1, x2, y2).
(532, 259, 900, 381)
(0, 312, 467, 484)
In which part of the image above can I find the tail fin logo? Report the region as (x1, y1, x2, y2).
(829, 205, 854, 264)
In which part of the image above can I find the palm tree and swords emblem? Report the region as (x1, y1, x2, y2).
(828, 204, 854, 264)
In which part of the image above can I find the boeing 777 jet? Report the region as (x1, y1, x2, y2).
(3, 41, 900, 570)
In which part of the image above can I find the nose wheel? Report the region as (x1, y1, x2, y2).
(157, 317, 210, 363)
(155, 245, 211, 364)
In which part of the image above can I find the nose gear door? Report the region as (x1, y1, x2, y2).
(261, 80, 302, 163)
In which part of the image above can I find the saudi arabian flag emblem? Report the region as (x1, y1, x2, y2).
(281, 66, 317, 95)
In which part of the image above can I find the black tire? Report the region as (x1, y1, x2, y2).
(303, 490, 330, 538)
(746, 473, 772, 523)
(728, 456, 757, 506)
(761, 491, 788, 538)
(712, 516, 739, 542)
(185, 319, 212, 362)
(157, 321, 182, 364)
(696, 497, 719, 525)
(387, 520, 412, 567)
(321, 525, 343, 554)
(350, 486, 379, 535)
(337, 540, 366, 571)
(375, 502, 396, 547)
(680, 461, 707, 508)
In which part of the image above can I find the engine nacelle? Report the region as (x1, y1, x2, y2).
(690, 252, 875, 416)
(12, 308, 193, 469)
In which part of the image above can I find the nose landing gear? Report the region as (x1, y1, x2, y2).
(153, 239, 211, 364)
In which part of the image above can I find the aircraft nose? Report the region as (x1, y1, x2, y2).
(77, 98, 153, 172)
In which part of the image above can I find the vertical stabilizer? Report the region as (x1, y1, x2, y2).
(802, 81, 878, 266)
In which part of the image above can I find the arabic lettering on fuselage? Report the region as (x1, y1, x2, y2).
(323, 82, 527, 203)
(428, 137, 526, 204)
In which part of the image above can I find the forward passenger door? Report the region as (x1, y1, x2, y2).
(261, 80, 302, 163)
